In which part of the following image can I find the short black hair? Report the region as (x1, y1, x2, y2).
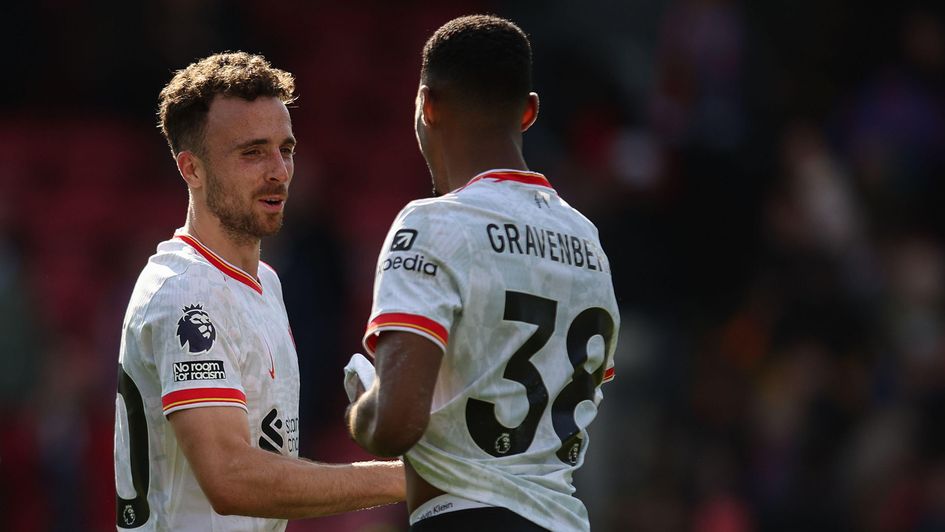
(421, 15, 532, 112)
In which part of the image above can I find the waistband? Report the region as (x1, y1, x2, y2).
(409, 493, 493, 525)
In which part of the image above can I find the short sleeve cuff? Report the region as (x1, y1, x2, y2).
(363, 312, 449, 356)
(162, 387, 248, 416)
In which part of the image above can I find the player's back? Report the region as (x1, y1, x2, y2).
(366, 169, 619, 531)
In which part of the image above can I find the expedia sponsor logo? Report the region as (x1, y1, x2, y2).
(173, 360, 226, 382)
(390, 229, 418, 251)
(380, 254, 438, 276)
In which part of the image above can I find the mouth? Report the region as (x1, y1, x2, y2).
(258, 196, 286, 212)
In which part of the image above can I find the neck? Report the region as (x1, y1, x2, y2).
(182, 203, 261, 278)
(439, 129, 528, 192)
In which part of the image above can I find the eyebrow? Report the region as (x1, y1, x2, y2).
(233, 136, 297, 151)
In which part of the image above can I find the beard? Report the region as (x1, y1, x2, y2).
(205, 169, 286, 244)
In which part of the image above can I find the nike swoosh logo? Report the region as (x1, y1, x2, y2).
(267, 345, 276, 379)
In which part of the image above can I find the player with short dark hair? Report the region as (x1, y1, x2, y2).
(346, 16, 620, 532)
(114, 51, 403, 531)
(420, 14, 532, 118)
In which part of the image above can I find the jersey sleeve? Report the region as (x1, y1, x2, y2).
(363, 201, 465, 356)
(145, 269, 248, 416)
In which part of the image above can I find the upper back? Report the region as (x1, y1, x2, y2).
(366, 168, 619, 446)
(419, 170, 618, 403)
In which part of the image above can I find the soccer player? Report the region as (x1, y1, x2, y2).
(114, 52, 403, 531)
(346, 16, 620, 532)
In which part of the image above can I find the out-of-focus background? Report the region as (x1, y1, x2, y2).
(1, 1, 944, 530)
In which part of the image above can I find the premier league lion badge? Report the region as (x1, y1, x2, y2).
(176, 304, 216, 354)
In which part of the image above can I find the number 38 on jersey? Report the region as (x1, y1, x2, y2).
(465, 291, 616, 464)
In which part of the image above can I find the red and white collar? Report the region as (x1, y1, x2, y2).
(174, 233, 263, 294)
(459, 169, 553, 191)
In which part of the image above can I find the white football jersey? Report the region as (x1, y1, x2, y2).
(363, 170, 620, 531)
(114, 233, 300, 532)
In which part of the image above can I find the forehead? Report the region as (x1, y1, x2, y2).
(204, 95, 293, 146)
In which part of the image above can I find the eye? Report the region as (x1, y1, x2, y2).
(243, 148, 262, 157)
(281, 146, 295, 156)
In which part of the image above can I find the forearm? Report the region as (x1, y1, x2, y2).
(346, 388, 387, 456)
(346, 333, 440, 457)
(207, 447, 403, 518)
(171, 406, 404, 518)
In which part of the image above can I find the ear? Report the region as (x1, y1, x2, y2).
(176, 151, 205, 190)
(520, 92, 539, 132)
(418, 85, 436, 127)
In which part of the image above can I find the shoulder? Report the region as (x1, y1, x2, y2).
(391, 194, 487, 240)
(549, 193, 602, 238)
(387, 196, 474, 252)
(156, 243, 233, 293)
(259, 260, 280, 283)
(132, 244, 235, 324)
(394, 196, 462, 225)
(258, 260, 286, 299)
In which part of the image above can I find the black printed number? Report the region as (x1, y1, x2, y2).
(116, 366, 150, 528)
(466, 292, 555, 456)
(465, 291, 616, 463)
(552, 307, 615, 463)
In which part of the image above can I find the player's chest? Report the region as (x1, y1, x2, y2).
(225, 293, 300, 391)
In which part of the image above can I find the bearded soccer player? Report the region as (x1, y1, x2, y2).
(113, 52, 403, 531)
(346, 16, 620, 532)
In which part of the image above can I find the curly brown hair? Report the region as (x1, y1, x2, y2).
(157, 51, 296, 156)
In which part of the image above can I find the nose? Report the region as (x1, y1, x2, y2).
(267, 148, 291, 183)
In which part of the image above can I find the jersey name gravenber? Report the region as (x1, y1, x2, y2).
(115, 233, 300, 532)
(363, 170, 620, 531)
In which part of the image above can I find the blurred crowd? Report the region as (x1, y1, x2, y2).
(1, 1, 943, 531)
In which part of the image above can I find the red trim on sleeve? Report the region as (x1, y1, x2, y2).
(176, 234, 263, 294)
(603, 367, 615, 383)
(162, 387, 247, 413)
(363, 313, 449, 354)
